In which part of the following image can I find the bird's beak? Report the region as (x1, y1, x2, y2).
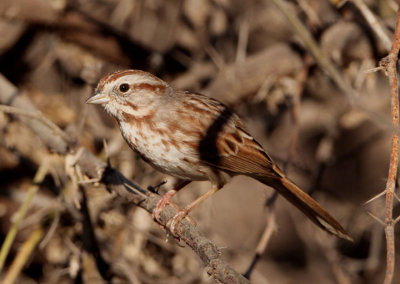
(86, 91, 110, 105)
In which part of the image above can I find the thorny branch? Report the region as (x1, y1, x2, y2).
(0, 74, 250, 284)
(380, 4, 400, 282)
(273, 0, 400, 282)
(355, 1, 400, 283)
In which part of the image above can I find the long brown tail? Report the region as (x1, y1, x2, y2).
(257, 175, 352, 241)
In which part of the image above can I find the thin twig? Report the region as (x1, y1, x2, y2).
(244, 60, 309, 279)
(365, 190, 387, 205)
(271, 0, 397, 135)
(2, 226, 44, 284)
(271, 0, 354, 99)
(284, 61, 308, 170)
(0, 163, 48, 273)
(366, 211, 385, 226)
(39, 210, 60, 249)
(271, 1, 399, 282)
(350, 0, 392, 52)
(236, 16, 250, 63)
(0, 104, 73, 144)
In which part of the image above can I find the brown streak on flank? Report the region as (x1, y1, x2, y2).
(161, 139, 170, 151)
(182, 140, 197, 149)
(176, 109, 186, 116)
(170, 139, 181, 151)
(138, 112, 156, 125)
(178, 128, 203, 139)
(137, 130, 145, 139)
(183, 157, 199, 167)
(156, 128, 169, 136)
(167, 121, 180, 134)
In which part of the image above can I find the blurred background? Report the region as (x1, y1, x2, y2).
(0, 0, 399, 283)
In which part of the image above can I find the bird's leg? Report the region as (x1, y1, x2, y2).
(167, 185, 220, 236)
(152, 180, 191, 223)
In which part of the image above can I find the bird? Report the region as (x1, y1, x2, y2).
(86, 69, 352, 241)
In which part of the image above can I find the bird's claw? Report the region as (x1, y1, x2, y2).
(166, 210, 189, 237)
(152, 189, 177, 222)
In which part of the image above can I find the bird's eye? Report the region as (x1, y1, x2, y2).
(119, 83, 130, 93)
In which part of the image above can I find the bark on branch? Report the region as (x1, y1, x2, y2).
(0, 73, 250, 284)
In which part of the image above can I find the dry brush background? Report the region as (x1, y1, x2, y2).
(0, 0, 399, 283)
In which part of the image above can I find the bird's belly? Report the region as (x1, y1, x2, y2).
(120, 123, 208, 181)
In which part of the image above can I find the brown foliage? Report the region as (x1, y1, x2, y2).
(0, 0, 399, 283)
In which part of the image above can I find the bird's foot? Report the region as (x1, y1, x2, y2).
(152, 189, 177, 223)
(152, 189, 196, 240)
(166, 209, 190, 237)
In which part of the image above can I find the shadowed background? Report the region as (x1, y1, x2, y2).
(0, 0, 398, 283)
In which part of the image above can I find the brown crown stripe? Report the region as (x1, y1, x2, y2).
(97, 70, 140, 90)
(97, 70, 166, 90)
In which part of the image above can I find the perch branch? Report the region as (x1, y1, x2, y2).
(0, 74, 249, 284)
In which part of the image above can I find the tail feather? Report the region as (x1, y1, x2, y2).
(257, 175, 352, 241)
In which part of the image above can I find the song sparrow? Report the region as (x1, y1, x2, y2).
(86, 69, 351, 240)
